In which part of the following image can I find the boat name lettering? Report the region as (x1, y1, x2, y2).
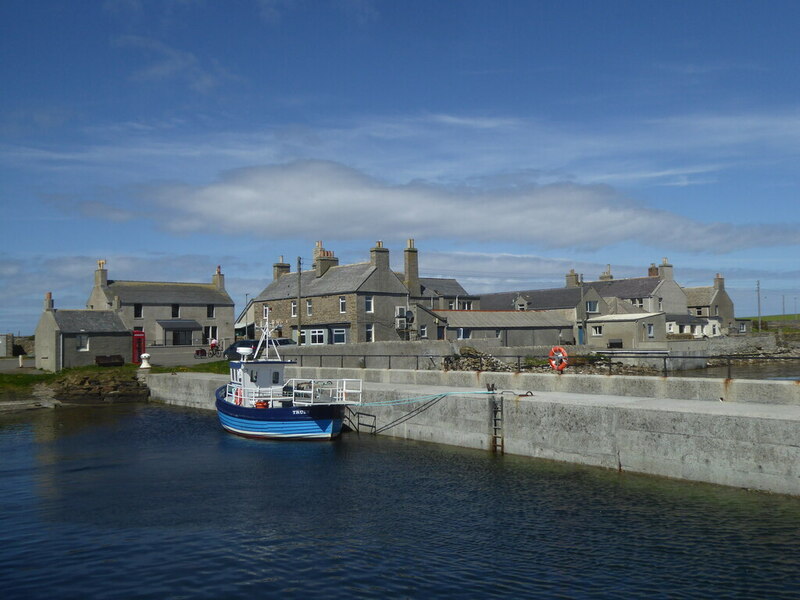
(292, 410, 308, 415)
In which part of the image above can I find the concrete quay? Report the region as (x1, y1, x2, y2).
(142, 368, 800, 496)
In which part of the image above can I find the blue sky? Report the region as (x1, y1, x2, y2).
(2, 0, 800, 334)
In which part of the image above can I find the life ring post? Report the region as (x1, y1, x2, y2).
(548, 346, 569, 372)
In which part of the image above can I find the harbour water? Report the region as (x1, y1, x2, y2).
(1, 403, 799, 599)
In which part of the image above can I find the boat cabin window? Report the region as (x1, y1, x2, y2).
(272, 371, 280, 384)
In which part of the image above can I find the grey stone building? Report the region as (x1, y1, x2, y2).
(254, 240, 477, 345)
(86, 260, 234, 347)
(683, 273, 737, 334)
(433, 309, 574, 346)
(35, 292, 131, 372)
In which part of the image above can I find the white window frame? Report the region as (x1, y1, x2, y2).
(631, 298, 644, 308)
(263, 305, 271, 319)
(667, 323, 674, 333)
(585, 300, 599, 313)
(419, 325, 428, 339)
(76, 334, 89, 351)
(365, 296, 374, 313)
(591, 325, 603, 336)
(365, 323, 374, 342)
(658, 297, 663, 311)
(339, 296, 346, 313)
(291, 301, 297, 317)
(739, 322, 747, 333)
(299, 330, 306, 345)
(646, 323, 654, 338)
(457, 327, 471, 340)
(332, 328, 346, 344)
(306, 299, 312, 316)
(310, 329, 324, 345)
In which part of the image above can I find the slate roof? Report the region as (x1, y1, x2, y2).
(586, 312, 661, 323)
(667, 313, 706, 326)
(52, 310, 129, 333)
(433, 310, 571, 328)
(418, 277, 472, 298)
(683, 286, 714, 307)
(104, 281, 233, 305)
(256, 262, 405, 301)
(584, 277, 661, 299)
(480, 287, 582, 310)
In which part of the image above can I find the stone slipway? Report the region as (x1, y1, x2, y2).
(142, 371, 800, 496)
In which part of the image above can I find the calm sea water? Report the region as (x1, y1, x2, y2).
(1, 403, 799, 599)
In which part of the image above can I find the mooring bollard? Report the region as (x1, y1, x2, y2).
(139, 353, 151, 369)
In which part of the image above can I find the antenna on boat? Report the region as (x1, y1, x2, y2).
(254, 307, 282, 361)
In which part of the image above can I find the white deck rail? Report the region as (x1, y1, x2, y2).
(224, 378, 363, 408)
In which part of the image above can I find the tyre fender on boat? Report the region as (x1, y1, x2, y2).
(548, 346, 568, 371)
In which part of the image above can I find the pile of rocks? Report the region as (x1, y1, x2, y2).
(47, 370, 149, 404)
(443, 347, 516, 372)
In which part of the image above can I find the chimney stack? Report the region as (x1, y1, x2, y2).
(598, 264, 614, 281)
(44, 291, 54, 311)
(212, 265, 225, 290)
(95, 259, 108, 287)
(714, 273, 725, 290)
(565, 269, 580, 288)
(404, 239, 421, 297)
(273, 255, 290, 280)
(648, 263, 659, 277)
(657, 257, 674, 281)
(315, 246, 338, 278)
(370, 240, 390, 270)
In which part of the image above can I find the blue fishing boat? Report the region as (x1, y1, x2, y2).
(215, 315, 362, 440)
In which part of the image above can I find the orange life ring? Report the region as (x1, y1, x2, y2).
(233, 387, 244, 406)
(548, 346, 568, 371)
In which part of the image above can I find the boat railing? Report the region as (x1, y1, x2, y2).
(286, 378, 363, 406)
(225, 383, 286, 407)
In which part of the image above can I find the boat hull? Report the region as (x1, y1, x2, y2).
(214, 386, 345, 440)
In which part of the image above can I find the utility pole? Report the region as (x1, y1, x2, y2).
(757, 280, 761, 331)
(297, 257, 302, 344)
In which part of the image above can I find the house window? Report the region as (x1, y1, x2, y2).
(134, 303, 143, 319)
(646, 323, 654, 338)
(171, 304, 180, 318)
(516, 303, 526, 311)
(448, 300, 455, 309)
(310, 329, 324, 345)
(631, 298, 644, 308)
(739, 322, 747, 333)
(291, 301, 297, 317)
(457, 328, 471, 340)
(658, 297, 663, 311)
(203, 325, 217, 344)
(207, 304, 215, 318)
(332, 328, 346, 344)
(461, 301, 473, 310)
(667, 323, 674, 333)
(585, 301, 599, 313)
(306, 299, 312, 316)
(339, 296, 346, 313)
(496, 329, 502, 339)
(365, 296, 374, 313)
(712, 325, 718, 335)
(263, 305, 271, 319)
(419, 325, 428, 339)
(714, 305, 719, 316)
(696, 308, 703, 316)
(299, 330, 306, 345)
(365, 323, 374, 342)
(591, 325, 603, 336)
(76, 334, 89, 351)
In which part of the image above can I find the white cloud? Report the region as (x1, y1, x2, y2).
(139, 160, 800, 253)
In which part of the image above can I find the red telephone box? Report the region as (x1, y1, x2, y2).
(132, 330, 146, 364)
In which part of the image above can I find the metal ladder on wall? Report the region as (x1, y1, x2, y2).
(489, 384, 504, 454)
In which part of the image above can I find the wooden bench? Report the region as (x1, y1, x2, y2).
(95, 354, 125, 367)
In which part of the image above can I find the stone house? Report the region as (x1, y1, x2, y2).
(253, 240, 477, 345)
(584, 312, 667, 349)
(683, 274, 737, 334)
(35, 293, 131, 372)
(86, 260, 234, 347)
